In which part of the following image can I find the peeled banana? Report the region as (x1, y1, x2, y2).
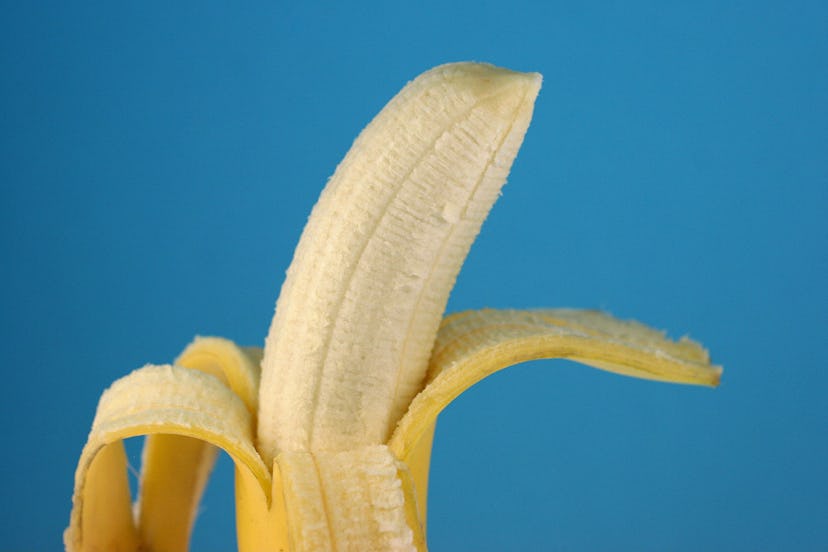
(65, 62, 721, 552)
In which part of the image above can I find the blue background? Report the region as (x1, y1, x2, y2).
(2, 2, 826, 550)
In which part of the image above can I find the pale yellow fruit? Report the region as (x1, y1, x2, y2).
(65, 62, 720, 552)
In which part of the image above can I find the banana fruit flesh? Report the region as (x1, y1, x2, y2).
(65, 62, 721, 552)
(257, 63, 542, 462)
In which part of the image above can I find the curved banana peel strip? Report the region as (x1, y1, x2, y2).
(64, 364, 271, 552)
(67, 441, 139, 552)
(389, 308, 722, 462)
(135, 339, 262, 551)
(175, 338, 262, 414)
(398, 421, 436, 528)
(235, 460, 290, 552)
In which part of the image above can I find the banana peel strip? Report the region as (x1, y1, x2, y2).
(135, 338, 263, 551)
(389, 308, 722, 461)
(65, 365, 271, 552)
(175, 337, 262, 414)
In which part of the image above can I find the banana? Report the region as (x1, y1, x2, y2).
(66, 62, 721, 552)
(256, 63, 542, 462)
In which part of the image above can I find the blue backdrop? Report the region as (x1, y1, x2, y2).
(2, 2, 826, 550)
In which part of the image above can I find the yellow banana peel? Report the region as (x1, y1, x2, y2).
(65, 62, 721, 552)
